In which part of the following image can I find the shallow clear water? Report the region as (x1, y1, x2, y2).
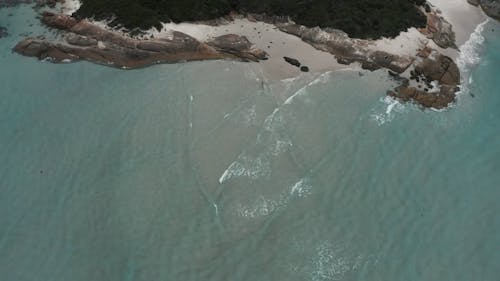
(1, 5, 499, 281)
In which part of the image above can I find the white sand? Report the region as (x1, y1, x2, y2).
(428, 0, 487, 46)
(368, 28, 429, 56)
(60, 0, 488, 81)
(155, 19, 350, 80)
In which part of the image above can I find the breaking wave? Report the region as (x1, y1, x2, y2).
(371, 96, 406, 125)
(456, 19, 489, 96)
(236, 177, 313, 219)
(218, 153, 271, 183)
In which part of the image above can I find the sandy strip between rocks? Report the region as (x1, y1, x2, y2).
(59, 0, 488, 81)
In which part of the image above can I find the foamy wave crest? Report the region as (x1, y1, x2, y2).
(237, 193, 289, 218)
(218, 153, 271, 183)
(290, 177, 312, 197)
(284, 72, 331, 105)
(371, 96, 405, 125)
(457, 20, 488, 70)
(236, 177, 312, 218)
(220, 74, 327, 183)
(219, 108, 292, 183)
(259, 108, 293, 156)
(287, 240, 379, 281)
(456, 19, 489, 95)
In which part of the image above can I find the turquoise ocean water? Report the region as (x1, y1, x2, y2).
(1, 5, 499, 281)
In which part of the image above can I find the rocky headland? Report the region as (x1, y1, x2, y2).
(11, 0, 497, 109)
(270, 5, 462, 109)
(388, 53, 460, 109)
(14, 12, 267, 68)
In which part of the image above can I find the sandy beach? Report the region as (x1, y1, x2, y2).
(56, 0, 490, 82)
(149, 0, 489, 80)
(429, 0, 488, 46)
(155, 20, 351, 80)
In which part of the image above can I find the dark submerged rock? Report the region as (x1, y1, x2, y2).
(283, 56, 301, 67)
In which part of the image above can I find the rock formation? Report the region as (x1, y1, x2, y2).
(276, 24, 415, 74)
(13, 7, 465, 109)
(14, 12, 267, 69)
(283, 56, 301, 67)
(468, 0, 500, 21)
(282, 56, 309, 72)
(388, 54, 461, 109)
(420, 10, 457, 49)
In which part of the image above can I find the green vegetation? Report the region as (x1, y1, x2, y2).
(74, 0, 427, 39)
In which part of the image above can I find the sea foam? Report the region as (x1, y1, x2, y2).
(456, 19, 489, 96)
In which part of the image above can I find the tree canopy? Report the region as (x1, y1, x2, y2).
(74, 0, 427, 39)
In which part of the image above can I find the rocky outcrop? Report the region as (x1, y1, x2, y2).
(278, 14, 462, 109)
(388, 84, 458, 109)
(276, 24, 414, 74)
(13, 10, 463, 109)
(206, 34, 267, 62)
(14, 12, 267, 69)
(283, 56, 301, 67)
(388, 54, 461, 109)
(419, 9, 457, 49)
(282, 56, 309, 72)
(415, 55, 460, 85)
(478, 0, 500, 21)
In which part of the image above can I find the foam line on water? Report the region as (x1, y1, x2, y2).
(236, 177, 312, 219)
(284, 72, 331, 105)
(219, 72, 334, 184)
(371, 96, 405, 126)
(456, 19, 489, 96)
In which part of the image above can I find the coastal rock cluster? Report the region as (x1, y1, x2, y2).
(283, 57, 309, 72)
(11, 1, 471, 110)
(274, 13, 461, 109)
(388, 53, 460, 109)
(420, 10, 456, 49)
(14, 12, 267, 68)
(276, 24, 415, 74)
(468, 0, 500, 21)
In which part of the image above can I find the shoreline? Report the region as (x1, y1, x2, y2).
(12, 0, 494, 109)
(428, 0, 488, 48)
